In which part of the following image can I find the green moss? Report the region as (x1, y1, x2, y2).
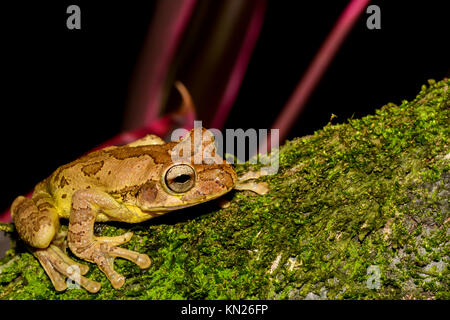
(1, 79, 449, 300)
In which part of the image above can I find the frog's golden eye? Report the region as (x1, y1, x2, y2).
(164, 164, 196, 193)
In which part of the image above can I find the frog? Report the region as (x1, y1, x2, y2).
(10, 126, 238, 292)
(10, 126, 269, 293)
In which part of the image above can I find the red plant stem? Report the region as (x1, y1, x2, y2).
(210, 0, 267, 130)
(124, 0, 197, 130)
(260, 0, 370, 153)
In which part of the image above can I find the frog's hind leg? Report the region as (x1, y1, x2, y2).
(11, 195, 60, 249)
(68, 189, 151, 290)
(11, 196, 100, 293)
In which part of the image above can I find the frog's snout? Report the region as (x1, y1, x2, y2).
(196, 164, 237, 193)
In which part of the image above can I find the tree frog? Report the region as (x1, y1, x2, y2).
(11, 127, 266, 293)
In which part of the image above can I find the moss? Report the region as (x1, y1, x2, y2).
(1, 78, 449, 300)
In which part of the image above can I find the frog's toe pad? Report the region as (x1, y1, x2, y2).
(83, 239, 151, 289)
(106, 245, 152, 269)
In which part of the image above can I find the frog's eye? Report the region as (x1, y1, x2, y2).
(164, 164, 196, 193)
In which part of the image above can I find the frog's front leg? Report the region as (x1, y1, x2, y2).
(68, 189, 151, 289)
(234, 169, 270, 195)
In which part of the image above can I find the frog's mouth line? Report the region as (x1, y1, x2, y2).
(143, 185, 235, 213)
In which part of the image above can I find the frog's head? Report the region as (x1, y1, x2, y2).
(136, 127, 237, 213)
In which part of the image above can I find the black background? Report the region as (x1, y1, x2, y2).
(0, 299, 447, 317)
(1, 1, 449, 213)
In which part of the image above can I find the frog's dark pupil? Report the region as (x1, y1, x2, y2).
(174, 174, 191, 184)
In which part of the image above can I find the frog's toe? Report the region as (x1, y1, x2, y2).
(35, 249, 68, 291)
(93, 233, 150, 269)
(95, 232, 133, 246)
(93, 251, 126, 289)
(78, 239, 151, 289)
(107, 245, 151, 269)
(34, 245, 101, 293)
(235, 181, 270, 195)
(50, 245, 90, 275)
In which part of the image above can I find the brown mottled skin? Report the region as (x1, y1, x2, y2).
(10, 128, 237, 293)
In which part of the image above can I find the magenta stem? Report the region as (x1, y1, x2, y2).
(125, 0, 197, 130)
(260, 0, 370, 153)
(210, 0, 267, 130)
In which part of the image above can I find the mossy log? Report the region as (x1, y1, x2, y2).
(0, 79, 448, 300)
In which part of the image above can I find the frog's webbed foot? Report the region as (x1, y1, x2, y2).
(33, 244, 101, 293)
(70, 233, 151, 289)
(235, 170, 270, 195)
(235, 181, 270, 195)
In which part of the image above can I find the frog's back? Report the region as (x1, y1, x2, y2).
(37, 149, 107, 216)
(40, 144, 173, 218)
